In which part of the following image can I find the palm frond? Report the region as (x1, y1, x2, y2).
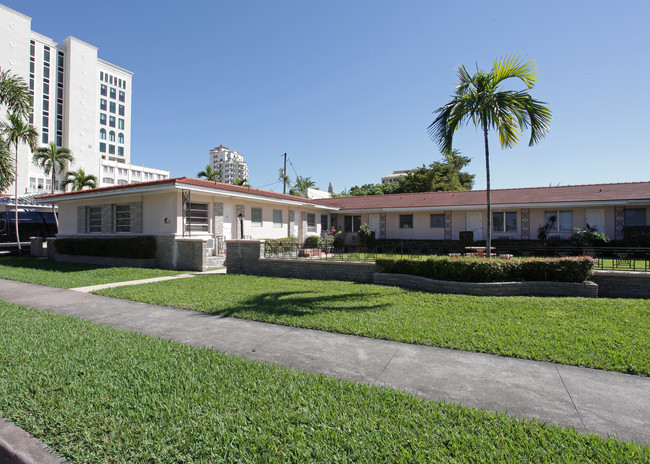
(492, 54, 538, 89)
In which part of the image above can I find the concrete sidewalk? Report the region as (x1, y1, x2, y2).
(0, 278, 648, 447)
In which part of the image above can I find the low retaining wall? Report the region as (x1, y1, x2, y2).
(375, 273, 598, 297)
(225, 240, 377, 283)
(591, 271, 650, 298)
(47, 235, 208, 271)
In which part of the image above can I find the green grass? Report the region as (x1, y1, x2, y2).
(96, 274, 650, 376)
(1, 302, 647, 463)
(0, 256, 187, 288)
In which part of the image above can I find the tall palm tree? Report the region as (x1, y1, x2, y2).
(290, 175, 316, 198)
(428, 54, 551, 257)
(33, 142, 74, 228)
(62, 168, 97, 191)
(197, 165, 221, 182)
(0, 69, 31, 117)
(1, 112, 38, 255)
(0, 69, 31, 190)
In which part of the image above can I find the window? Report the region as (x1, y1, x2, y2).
(100, 113, 107, 125)
(344, 215, 361, 233)
(109, 144, 115, 154)
(273, 209, 282, 228)
(184, 202, 209, 232)
(114, 204, 130, 233)
(103, 178, 114, 185)
(108, 101, 115, 113)
(109, 116, 116, 127)
(108, 131, 115, 142)
(430, 214, 445, 228)
(100, 84, 107, 96)
(321, 214, 328, 231)
(41, 133, 48, 144)
(118, 104, 125, 116)
(43, 82, 49, 94)
(119, 90, 125, 102)
(544, 210, 573, 233)
(251, 207, 262, 226)
(624, 208, 646, 227)
(99, 142, 106, 153)
(400, 214, 413, 229)
(492, 212, 517, 232)
(100, 129, 106, 140)
(88, 207, 101, 232)
(100, 71, 104, 80)
(100, 99, 107, 111)
(118, 147, 124, 156)
(307, 213, 316, 233)
(118, 133, 124, 144)
(110, 87, 116, 99)
(118, 118, 125, 129)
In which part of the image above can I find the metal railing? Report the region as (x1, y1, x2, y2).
(263, 242, 650, 271)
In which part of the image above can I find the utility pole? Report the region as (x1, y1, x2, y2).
(283, 153, 287, 194)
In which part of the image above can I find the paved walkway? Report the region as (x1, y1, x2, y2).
(0, 277, 648, 447)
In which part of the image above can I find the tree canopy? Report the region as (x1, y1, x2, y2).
(346, 150, 475, 196)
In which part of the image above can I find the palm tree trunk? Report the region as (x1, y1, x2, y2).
(483, 125, 491, 258)
(52, 169, 59, 229)
(13, 142, 20, 255)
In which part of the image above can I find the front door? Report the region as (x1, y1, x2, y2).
(585, 209, 605, 233)
(369, 214, 380, 238)
(466, 212, 482, 241)
(223, 204, 234, 240)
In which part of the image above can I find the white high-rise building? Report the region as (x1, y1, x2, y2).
(209, 145, 249, 184)
(0, 4, 169, 194)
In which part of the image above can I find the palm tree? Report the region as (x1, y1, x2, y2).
(0, 69, 31, 117)
(428, 54, 551, 257)
(290, 176, 316, 198)
(233, 177, 249, 187)
(197, 165, 221, 182)
(1, 112, 38, 255)
(33, 142, 74, 228)
(0, 69, 31, 190)
(62, 168, 97, 191)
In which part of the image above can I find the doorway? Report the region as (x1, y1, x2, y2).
(466, 212, 482, 241)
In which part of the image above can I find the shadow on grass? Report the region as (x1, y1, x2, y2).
(0, 256, 107, 273)
(192, 290, 390, 318)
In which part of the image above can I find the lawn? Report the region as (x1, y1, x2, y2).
(0, 256, 187, 288)
(96, 274, 650, 376)
(1, 302, 647, 463)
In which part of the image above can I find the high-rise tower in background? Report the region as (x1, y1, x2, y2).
(0, 4, 168, 194)
(209, 145, 249, 184)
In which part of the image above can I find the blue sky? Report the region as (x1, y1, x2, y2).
(5, 0, 650, 193)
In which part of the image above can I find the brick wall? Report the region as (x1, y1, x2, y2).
(375, 273, 598, 297)
(591, 271, 650, 298)
(225, 240, 377, 283)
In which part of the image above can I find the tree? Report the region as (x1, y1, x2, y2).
(33, 142, 74, 228)
(0, 69, 31, 117)
(62, 168, 97, 191)
(290, 176, 315, 198)
(348, 182, 400, 196)
(428, 54, 551, 257)
(0, 69, 31, 190)
(233, 177, 249, 187)
(1, 112, 38, 255)
(197, 165, 221, 182)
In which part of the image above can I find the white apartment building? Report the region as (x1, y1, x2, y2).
(0, 4, 168, 195)
(209, 145, 248, 184)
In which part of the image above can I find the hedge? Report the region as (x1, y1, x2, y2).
(375, 255, 595, 283)
(54, 236, 156, 259)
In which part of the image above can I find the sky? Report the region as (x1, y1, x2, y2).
(4, 0, 650, 194)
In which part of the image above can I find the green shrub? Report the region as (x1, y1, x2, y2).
(304, 235, 323, 248)
(357, 224, 376, 247)
(54, 236, 156, 259)
(375, 255, 595, 283)
(264, 237, 299, 254)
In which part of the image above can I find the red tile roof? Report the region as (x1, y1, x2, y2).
(36, 177, 329, 206)
(316, 182, 650, 210)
